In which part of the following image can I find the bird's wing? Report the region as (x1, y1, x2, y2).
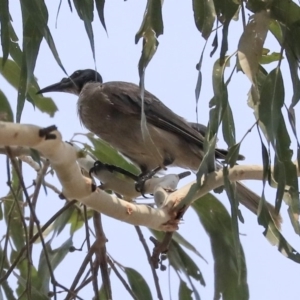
(102, 81, 242, 160)
(103, 81, 207, 146)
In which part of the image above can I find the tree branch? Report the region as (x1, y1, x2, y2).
(1, 122, 297, 231)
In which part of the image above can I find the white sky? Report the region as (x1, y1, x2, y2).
(1, 1, 300, 299)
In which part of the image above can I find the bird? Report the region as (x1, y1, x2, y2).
(38, 69, 280, 224)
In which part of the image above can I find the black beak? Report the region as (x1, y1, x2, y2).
(37, 78, 78, 95)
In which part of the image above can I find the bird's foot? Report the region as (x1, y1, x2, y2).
(89, 160, 138, 180)
(135, 166, 162, 198)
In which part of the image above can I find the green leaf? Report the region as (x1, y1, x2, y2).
(69, 206, 93, 235)
(260, 50, 282, 64)
(179, 280, 193, 300)
(73, 0, 96, 62)
(238, 11, 270, 84)
(223, 166, 242, 283)
(222, 100, 236, 148)
(13, 269, 48, 300)
(0, 58, 58, 117)
(125, 267, 153, 300)
(192, 193, 249, 300)
(193, 0, 215, 39)
(17, 0, 47, 121)
(87, 136, 140, 175)
(3, 190, 25, 251)
(20, 0, 66, 75)
(169, 241, 205, 285)
(0, 90, 13, 122)
(258, 68, 284, 145)
(0, 244, 9, 271)
(37, 238, 73, 295)
(135, 0, 163, 78)
(95, 0, 107, 32)
(172, 231, 207, 262)
(196, 56, 231, 183)
(259, 68, 300, 229)
(225, 143, 241, 167)
(52, 203, 76, 236)
(0, 0, 10, 65)
(213, 0, 239, 63)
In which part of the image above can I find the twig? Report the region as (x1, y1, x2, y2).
(93, 212, 111, 299)
(134, 226, 163, 300)
(83, 206, 99, 300)
(29, 161, 50, 251)
(107, 256, 137, 300)
(0, 200, 76, 283)
(150, 233, 173, 269)
(66, 242, 96, 299)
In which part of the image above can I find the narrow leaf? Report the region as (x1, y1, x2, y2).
(0, 0, 10, 65)
(125, 267, 153, 300)
(0, 58, 58, 117)
(238, 10, 270, 84)
(0, 90, 13, 122)
(193, 0, 215, 39)
(95, 0, 107, 32)
(192, 193, 249, 300)
(37, 238, 73, 294)
(179, 280, 193, 300)
(73, 0, 96, 62)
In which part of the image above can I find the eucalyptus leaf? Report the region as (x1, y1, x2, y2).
(0, 90, 13, 122)
(125, 267, 153, 300)
(192, 193, 249, 300)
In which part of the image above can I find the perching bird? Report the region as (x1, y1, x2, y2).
(38, 69, 280, 223)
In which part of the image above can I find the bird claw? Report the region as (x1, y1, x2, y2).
(89, 160, 105, 178)
(135, 166, 162, 198)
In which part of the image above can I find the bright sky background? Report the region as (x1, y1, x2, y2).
(1, 1, 300, 299)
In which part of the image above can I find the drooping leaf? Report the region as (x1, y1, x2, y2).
(73, 0, 96, 62)
(192, 193, 249, 300)
(0, 58, 58, 117)
(3, 190, 25, 251)
(14, 268, 48, 300)
(125, 267, 153, 300)
(172, 231, 207, 261)
(196, 56, 231, 183)
(20, 0, 66, 74)
(0, 0, 10, 65)
(222, 100, 236, 148)
(69, 205, 93, 235)
(37, 238, 73, 295)
(0, 90, 13, 122)
(193, 0, 215, 39)
(52, 203, 76, 236)
(259, 68, 300, 230)
(213, 0, 239, 63)
(179, 280, 193, 300)
(223, 166, 242, 282)
(195, 41, 208, 117)
(95, 0, 107, 32)
(238, 10, 270, 85)
(135, 0, 163, 78)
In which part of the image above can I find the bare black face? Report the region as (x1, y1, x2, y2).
(37, 69, 103, 96)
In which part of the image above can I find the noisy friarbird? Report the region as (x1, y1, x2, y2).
(38, 69, 280, 224)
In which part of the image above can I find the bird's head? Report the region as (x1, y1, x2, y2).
(37, 69, 103, 96)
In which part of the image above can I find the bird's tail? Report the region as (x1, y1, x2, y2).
(236, 182, 282, 228)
